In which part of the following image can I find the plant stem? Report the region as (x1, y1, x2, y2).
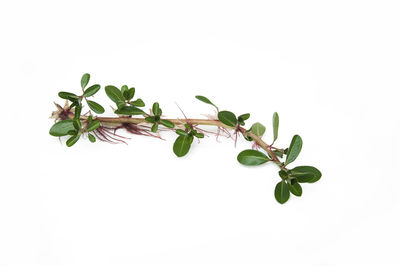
(81, 115, 284, 168)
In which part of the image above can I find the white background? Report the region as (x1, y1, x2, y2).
(1, 0, 399, 265)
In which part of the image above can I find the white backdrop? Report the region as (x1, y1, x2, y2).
(1, 1, 399, 265)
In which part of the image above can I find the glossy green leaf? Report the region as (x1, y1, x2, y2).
(237, 149, 269, 166)
(130, 98, 145, 107)
(73, 119, 81, 130)
(273, 112, 279, 142)
(290, 166, 322, 183)
(105, 85, 125, 103)
(173, 135, 192, 157)
(127, 88, 135, 100)
(121, 85, 128, 96)
(176, 129, 188, 136)
(74, 104, 82, 120)
(152, 102, 160, 116)
(249, 122, 266, 137)
(274, 181, 290, 204)
(160, 119, 174, 128)
(83, 84, 101, 97)
(145, 116, 155, 123)
(87, 100, 105, 114)
(238, 113, 250, 122)
(288, 182, 302, 196)
(218, 111, 237, 127)
(49, 120, 75, 136)
(88, 133, 96, 143)
(114, 106, 144, 115)
(195, 95, 219, 111)
(87, 120, 101, 132)
(81, 73, 90, 89)
(151, 123, 158, 132)
(58, 92, 79, 101)
(285, 135, 303, 165)
(279, 170, 288, 179)
(66, 134, 80, 147)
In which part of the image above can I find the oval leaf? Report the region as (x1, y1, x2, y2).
(152, 102, 160, 116)
(66, 134, 80, 147)
(173, 135, 192, 157)
(49, 120, 75, 136)
(87, 100, 105, 114)
(290, 166, 322, 183)
(285, 135, 303, 165)
(195, 95, 219, 111)
(81, 73, 90, 89)
(83, 84, 101, 97)
(218, 111, 237, 127)
(250, 122, 266, 136)
(114, 106, 144, 115)
(58, 92, 78, 101)
(130, 98, 145, 107)
(87, 120, 101, 132)
(273, 112, 279, 142)
(176, 129, 188, 136)
(237, 149, 270, 166)
(288, 182, 302, 196)
(88, 133, 96, 143)
(274, 181, 290, 204)
(160, 119, 174, 128)
(105, 85, 125, 103)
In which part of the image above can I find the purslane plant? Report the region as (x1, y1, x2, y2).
(50, 74, 322, 204)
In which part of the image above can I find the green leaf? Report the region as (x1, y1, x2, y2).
(173, 135, 192, 157)
(285, 135, 302, 165)
(279, 170, 288, 179)
(81, 73, 90, 89)
(105, 85, 125, 103)
(127, 87, 135, 100)
(195, 95, 219, 111)
(249, 122, 266, 137)
(238, 113, 250, 124)
(176, 129, 188, 136)
(273, 112, 279, 142)
(83, 84, 101, 97)
(289, 166, 322, 183)
(73, 119, 81, 130)
(218, 111, 237, 127)
(273, 149, 284, 158)
(145, 116, 156, 123)
(74, 104, 82, 120)
(58, 92, 79, 101)
(152, 102, 161, 116)
(88, 133, 96, 143)
(237, 149, 270, 166)
(87, 100, 105, 114)
(151, 123, 158, 132)
(121, 85, 128, 96)
(195, 132, 204, 138)
(66, 134, 80, 147)
(160, 119, 174, 128)
(87, 120, 101, 132)
(114, 106, 144, 115)
(130, 98, 145, 107)
(88, 115, 93, 123)
(49, 120, 75, 136)
(288, 182, 302, 196)
(274, 181, 290, 204)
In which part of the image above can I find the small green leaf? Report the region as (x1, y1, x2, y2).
(127, 88, 135, 100)
(290, 166, 322, 183)
(195, 132, 204, 138)
(274, 181, 290, 204)
(238, 113, 250, 122)
(74, 104, 82, 120)
(105, 85, 125, 103)
(151, 123, 158, 132)
(218, 111, 237, 127)
(114, 106, 144, 115)
(237, 149, 269, 166)
(285, 135, 303, 165)
(176, 129, 188, 136)
(288, 182, 302, 196)
(279, 170, 288, 179)
(73, 119, 81, 130)
(145, 116, 156, 123)
(83, 84, 101, 97)
(87, 100, 105, 114)
(152, 102, 161, 116)
(173, 135, 192, 157)
(88, 115, 93, 123)
(81, 73, 90, 89)
(195, 95, 219, 111)
(121, 85, 128, 96)
(66, 134, 80, 147)
(249, 122, 266, 137)
(130, 98, 145, 107)
(58, 92, 79, 101)
(49, 120, 75, 136)
(273, 112, 279, 142)
(160, 119, 174, 128)
(88, 133, 96, 143)
(87, 120, 101, 132)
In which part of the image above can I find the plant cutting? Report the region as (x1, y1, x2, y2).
(50, 73, 322, 204)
